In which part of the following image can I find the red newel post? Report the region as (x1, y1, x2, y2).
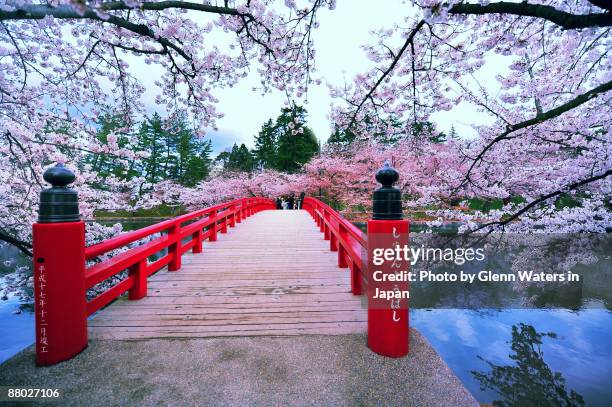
(33, 164, 88, 366)
(367, 163, 410, 358)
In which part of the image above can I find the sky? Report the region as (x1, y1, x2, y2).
(133, 0, 502, 154)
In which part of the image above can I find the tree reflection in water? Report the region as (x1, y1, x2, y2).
(472, 323, 585, 407)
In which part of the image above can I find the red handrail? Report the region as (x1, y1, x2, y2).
(85, 197, 275, 316)
(302, 197, 367, 295)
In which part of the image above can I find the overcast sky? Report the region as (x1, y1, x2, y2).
(133, 0, 502, 154)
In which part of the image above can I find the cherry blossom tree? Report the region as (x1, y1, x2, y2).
(0, 0, 334, 252)
(330, 0, 611, 232)
(1, 0, 611, 261)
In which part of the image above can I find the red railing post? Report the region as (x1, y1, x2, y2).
(192, 229, 203, 253)
(229, 204, 236, 228)
(323, 210, 330, 240)
(319, 208, 325, 233)
(350, 262, 363, 295)
(330, 228, 338, 252)
(337, 223, 348, 268)
(209, 209, 218, 242)
(235, 202, 242, 224)
(33, 164, 87, 366)
(168, 222, 181, 271)
(128, 259, 147, 300)
(241, 199, 247, 220)
(367, 163, 409, 358)
(220, 209, 228, 234)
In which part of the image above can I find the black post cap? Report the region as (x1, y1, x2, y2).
(372, 163, 403, 220)
(38, 164, 80, 223)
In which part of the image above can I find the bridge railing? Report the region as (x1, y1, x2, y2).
(302, 197, 367, 295)
(305, 164, 410, 358)
(84, 197, 275, 316)
(32, 165, 276, 366)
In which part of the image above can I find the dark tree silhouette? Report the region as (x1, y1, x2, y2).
(472, 323, 584, 407)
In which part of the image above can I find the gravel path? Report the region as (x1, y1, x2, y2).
(0, 329, 478, 406)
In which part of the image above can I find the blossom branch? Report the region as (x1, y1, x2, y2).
(447, 2, 612, 29)
(463, 79, 612, 184)
(466, 169, 612, 233)
(345, 20, 425, 130)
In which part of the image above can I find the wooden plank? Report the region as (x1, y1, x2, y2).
(89, 210, 366, 339)
(93, 307, 366, 317)
(90, 311, 367, 326)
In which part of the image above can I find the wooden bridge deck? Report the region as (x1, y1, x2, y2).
(89, 210, 366, 339)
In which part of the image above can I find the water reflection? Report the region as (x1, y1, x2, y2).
(472, 323, 585, 406)
(411, 309, 612, 406)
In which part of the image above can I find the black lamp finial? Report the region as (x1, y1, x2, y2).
(372, 162, 403, 220)
(38, 164, 80, 223)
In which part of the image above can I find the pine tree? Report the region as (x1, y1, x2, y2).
(327, 126, 356, 146)
(273, 105, 318, 173)
(254, 119, 277, 169)
(136, 112, 166, 185)
(223, 143, 255, 172)
(135, 112, 213, 187)
(88, 112, 132, 181)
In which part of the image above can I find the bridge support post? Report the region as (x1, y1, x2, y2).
(229, 205, 236, 228)
(323, 210, 330, 240)
(193, 230, 203, 253)
(337, 223, 348, 268)
(128, 260, 147, 300)
(220, 211, 228, 234)
(209, 209, 218, 242)
(33, 164, 88, 366)
(350, 262, 363, 295)
(330, 232, 338, 252)
(168, 223, 181, 271)
(366, 163, 409, 358)
(319, 209, 325, 233)
(235, 203, 242, 224)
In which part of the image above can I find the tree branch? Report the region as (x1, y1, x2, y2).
(0, 228, 32, 257)
(463, 79, 612, 183)
(448, 1, 612, 29)
(346, 20, 425, 130)
(466, 169, 612, 233)
(0, 2, 247, 21)
(0, 2, 259, 62)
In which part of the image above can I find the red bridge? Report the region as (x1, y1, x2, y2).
(32, 164, 409, 365)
